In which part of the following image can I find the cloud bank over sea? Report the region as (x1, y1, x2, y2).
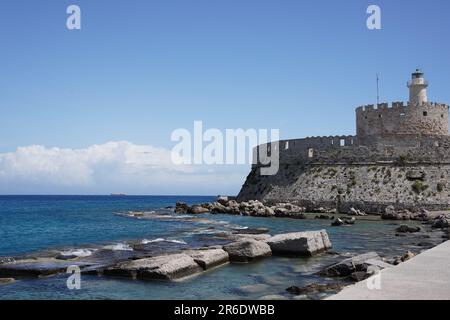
(0, 141, 246, 195)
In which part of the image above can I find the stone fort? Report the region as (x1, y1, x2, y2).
(238, 70, 450, 213)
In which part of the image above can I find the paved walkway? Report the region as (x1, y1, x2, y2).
(328, 240, 450, 300)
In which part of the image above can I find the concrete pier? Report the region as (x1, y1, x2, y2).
(328, 240, 450, 300)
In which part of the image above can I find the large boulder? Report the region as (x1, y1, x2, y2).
(185, 249, 229, 270)
(217, 196, 229, 206)
(432, 215, 450, 229)
(175, 202, 189, 214)
(317, 252, 392, 277)
(382, 206, 412, 220)
(266, 230, 332, 256)
(223, 240, 272, 263)
(271, 203, 306, 218)
(103, 253, 203, 280)
(188, 205, 210, 214)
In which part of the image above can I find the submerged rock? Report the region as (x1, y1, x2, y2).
(331, 218, 344, 227)
(392, 251, 416, 265)
(432, 215, 450, 229)
(286, 282, 346, 295)
(332, 217, 356, 227)
(233, 227, 269, 235)
(258, 295, 288, 300)
(395, 225, 421, 233)
(223, 240, 272, 263)
(266, 230, 332, 256)
(184, 248, 229, 270)
(318, 252, 392, 277)
(0, 259, 95, 278)
(103, 253, 203, 280)
(0, 278, 15, 285)
(344, 217, 356, 225)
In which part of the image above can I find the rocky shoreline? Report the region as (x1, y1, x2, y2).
(174, 196, 450, 229)
(0, 229, 332, 283)
(1, 198, 449, 299)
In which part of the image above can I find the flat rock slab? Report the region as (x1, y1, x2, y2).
(0, 259, 94, 278)
(103, 253, 203, 280)
(223, 239, 272, 263)
(232, 234, 272, 242)
(266, 230, 332, 256)
(318, 252, 390, 277)
(184, 248, 229, 270)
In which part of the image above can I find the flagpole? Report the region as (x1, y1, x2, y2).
(376, 73, 380, 105)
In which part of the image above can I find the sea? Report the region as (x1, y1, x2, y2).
(0, 195, 437, 300)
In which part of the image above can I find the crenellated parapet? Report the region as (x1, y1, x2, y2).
(356, 101, 449, 138)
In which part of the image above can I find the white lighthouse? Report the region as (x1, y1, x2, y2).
(407, 69, 428, 105)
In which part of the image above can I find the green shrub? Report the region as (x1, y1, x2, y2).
(397, 154, 409, 165)
(412, 181, 429, 194)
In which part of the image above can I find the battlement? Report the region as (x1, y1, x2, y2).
(356, 101, 449, 138)
(356, 101, 449, 113)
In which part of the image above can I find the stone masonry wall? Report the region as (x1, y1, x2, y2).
(356, 102, 449, 138)
(238, 163, 450, 213)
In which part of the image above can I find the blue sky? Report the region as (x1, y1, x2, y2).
(0, 0, 450, 194)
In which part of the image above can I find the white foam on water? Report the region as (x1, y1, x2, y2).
(141, 238, 187, 245)
(231, 226, 249, 230)
(103, 243, 134, 251)
(60, 248, 94, 257)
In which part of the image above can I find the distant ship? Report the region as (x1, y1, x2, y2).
(110, 193, 127, 197)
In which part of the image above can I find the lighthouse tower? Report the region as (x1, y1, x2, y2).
(407, 69, 428, 105)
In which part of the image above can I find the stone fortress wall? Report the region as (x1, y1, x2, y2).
(254, 130, 450, 167)
(356, 102, 449, 138)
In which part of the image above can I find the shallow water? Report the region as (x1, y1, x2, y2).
(0, 196, 443, 300)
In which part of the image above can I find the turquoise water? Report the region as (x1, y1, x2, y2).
(0, 196, 438, 300)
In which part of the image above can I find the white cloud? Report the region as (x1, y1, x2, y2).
(0, 141, 247, 195)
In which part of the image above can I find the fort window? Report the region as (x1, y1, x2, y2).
(340, 139, 345, 147)
(308, 148, 314, 158)
(378, 114, 382, 118)
(285, 141, 289, 150)
(423, 111, 428, 116)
